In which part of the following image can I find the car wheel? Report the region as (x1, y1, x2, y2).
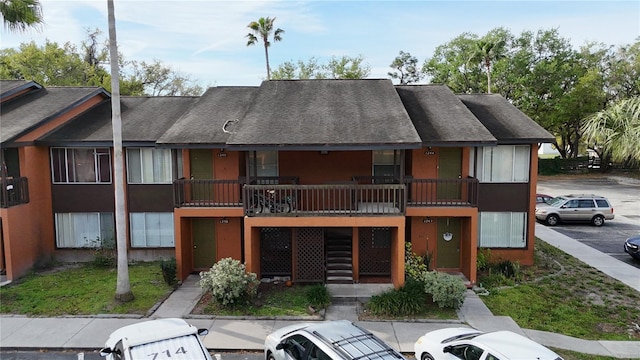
(421, 353, 435, 360)
(546, 214, 559, 226)
(592, 215, 605, 227)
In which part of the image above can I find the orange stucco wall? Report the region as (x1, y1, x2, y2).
(279, 151, 372, 183)
(1, 146, 55, 280)
(243, 216, 406, 288)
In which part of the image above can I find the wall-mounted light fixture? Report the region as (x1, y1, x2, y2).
(424, 146, 435, 155)
(443, 232, 453, 241)
(219, 218, 229, 224)
(217, 148, 227, 157)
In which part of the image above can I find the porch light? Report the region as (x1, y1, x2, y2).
(443, 232, 453, 241)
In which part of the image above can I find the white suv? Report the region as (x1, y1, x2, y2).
(100, 318, 212, 360)
(535, 194, 614, 227)
(265, 320, 406, 360)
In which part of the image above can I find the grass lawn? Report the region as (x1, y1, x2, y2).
(479, 239, 640, 341)
(192, 282, 315, 317)
(0, 262, 173, 316)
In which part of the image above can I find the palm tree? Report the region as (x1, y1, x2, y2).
(468, 39, 505, 93)
(107, 0, 133, 302)
(582, 96, 640, 165)
(0, 0, 43, 32)
(246, 17, 284, 80)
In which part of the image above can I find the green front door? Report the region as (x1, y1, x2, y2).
(190, 149, 213, 201)
(192, 218, 216, 270)
(436, 217, 461, 268)
(437, 147, 462, 200)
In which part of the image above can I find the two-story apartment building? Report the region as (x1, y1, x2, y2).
(0, 79, 554, 288)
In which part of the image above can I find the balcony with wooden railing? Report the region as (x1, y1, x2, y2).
(1, 177, 29, 208)
(172, 176, 478, 214)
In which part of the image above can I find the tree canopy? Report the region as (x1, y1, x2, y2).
(271, 55, 371, 80)
(0, 31, 203, 96)
(0, 0, 42, 32)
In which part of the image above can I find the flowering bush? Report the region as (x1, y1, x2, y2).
(405, 242, 430, 281)
(199, 258, 259, 306)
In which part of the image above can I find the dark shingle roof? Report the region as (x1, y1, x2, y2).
(396, 85, 497, 146)
(157, 87, 258, 147)
(226, 79, 422, 150)
(39, 96, 199, 146)
(1, 86, 108, 144)
(0, 80, 41, 100)
(457, 94, 555, 143)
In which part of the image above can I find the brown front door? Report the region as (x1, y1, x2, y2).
(436, 217, 461, 269)
(192, 218, 216, 270)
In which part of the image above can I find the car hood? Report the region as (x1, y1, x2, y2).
(626, 235, 640, 245)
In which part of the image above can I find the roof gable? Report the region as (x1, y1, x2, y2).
(157, 86, 258, 147)
(396, 85, 497, 146)
(39, 96, 199, 145)
(226, 79, 422, 150)
(0, 86, 109, 144)
(457, 94, 555, 144)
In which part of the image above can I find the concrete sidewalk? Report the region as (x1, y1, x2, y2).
(1, 224, 640, 358)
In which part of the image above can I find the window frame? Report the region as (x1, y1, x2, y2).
(129, 212, 175, 248)
(55, 212, 115, 248)
(126, 147, 175, 184)
(476, 145, 530, 183)
(478, 211, 527, 248)
(51, 147, 112, 184)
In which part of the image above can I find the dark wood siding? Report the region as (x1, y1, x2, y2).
(52, 184, 114, 212)
(127, 184, 174, 212)
(477, 183, 529, 212)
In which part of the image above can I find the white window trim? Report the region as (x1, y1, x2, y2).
(51, 147, 112, 184)
(126, 148, 173, 184)
(479, 212, 527, 248)
(129, 212, 175, 248)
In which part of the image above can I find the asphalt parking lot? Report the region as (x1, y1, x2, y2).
(537, 175, 640, 269)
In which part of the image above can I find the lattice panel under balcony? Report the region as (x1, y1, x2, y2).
(295, 228, 325, 282)
(260, 227, 292, 277)
(359, 227, 392, 275)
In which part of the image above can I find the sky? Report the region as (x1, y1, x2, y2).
(2, 0, 639, 88)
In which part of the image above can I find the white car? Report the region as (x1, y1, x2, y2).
(265, 320, 406, 360)
(414, 327, 563, 360)
(100, 318, 212, 360)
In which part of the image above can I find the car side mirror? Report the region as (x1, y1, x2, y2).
(99, 348, 111, 357)
(276, 342, 286, 350)
(197, 328, 209, 336)
(443, 345, 452, 353)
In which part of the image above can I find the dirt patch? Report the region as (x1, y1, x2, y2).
(191, 281, 294, 315)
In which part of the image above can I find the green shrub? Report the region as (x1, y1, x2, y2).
(494, 260, 521, 279)
(160, 258, 177, 286)
(420, 271, 467, 309)
(89, 237, 116, 268)
(476, 248, 491, 271)
(367, 279, 426, 317)
(305, 284, 331, 309)
(405, 242, 430, 281)
(199, 258, 259, 306)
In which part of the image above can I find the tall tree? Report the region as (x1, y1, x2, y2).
(468, 39, 505, 93)
(246, 16, 284, 80)
(107, 0, 133, 303)
(388, 51, 423, 85)
(582, 96, 640, 166)
(0, 0, 42, 32)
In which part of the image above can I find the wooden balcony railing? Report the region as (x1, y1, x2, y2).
(172, 177, 478, 211)
(1, 177, 29, 208)
(405, 177, 478, 207)
(173, 179, 243, 207)
(243, 184, 406, 216)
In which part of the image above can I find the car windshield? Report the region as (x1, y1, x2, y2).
(547, 197, 567, 207)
